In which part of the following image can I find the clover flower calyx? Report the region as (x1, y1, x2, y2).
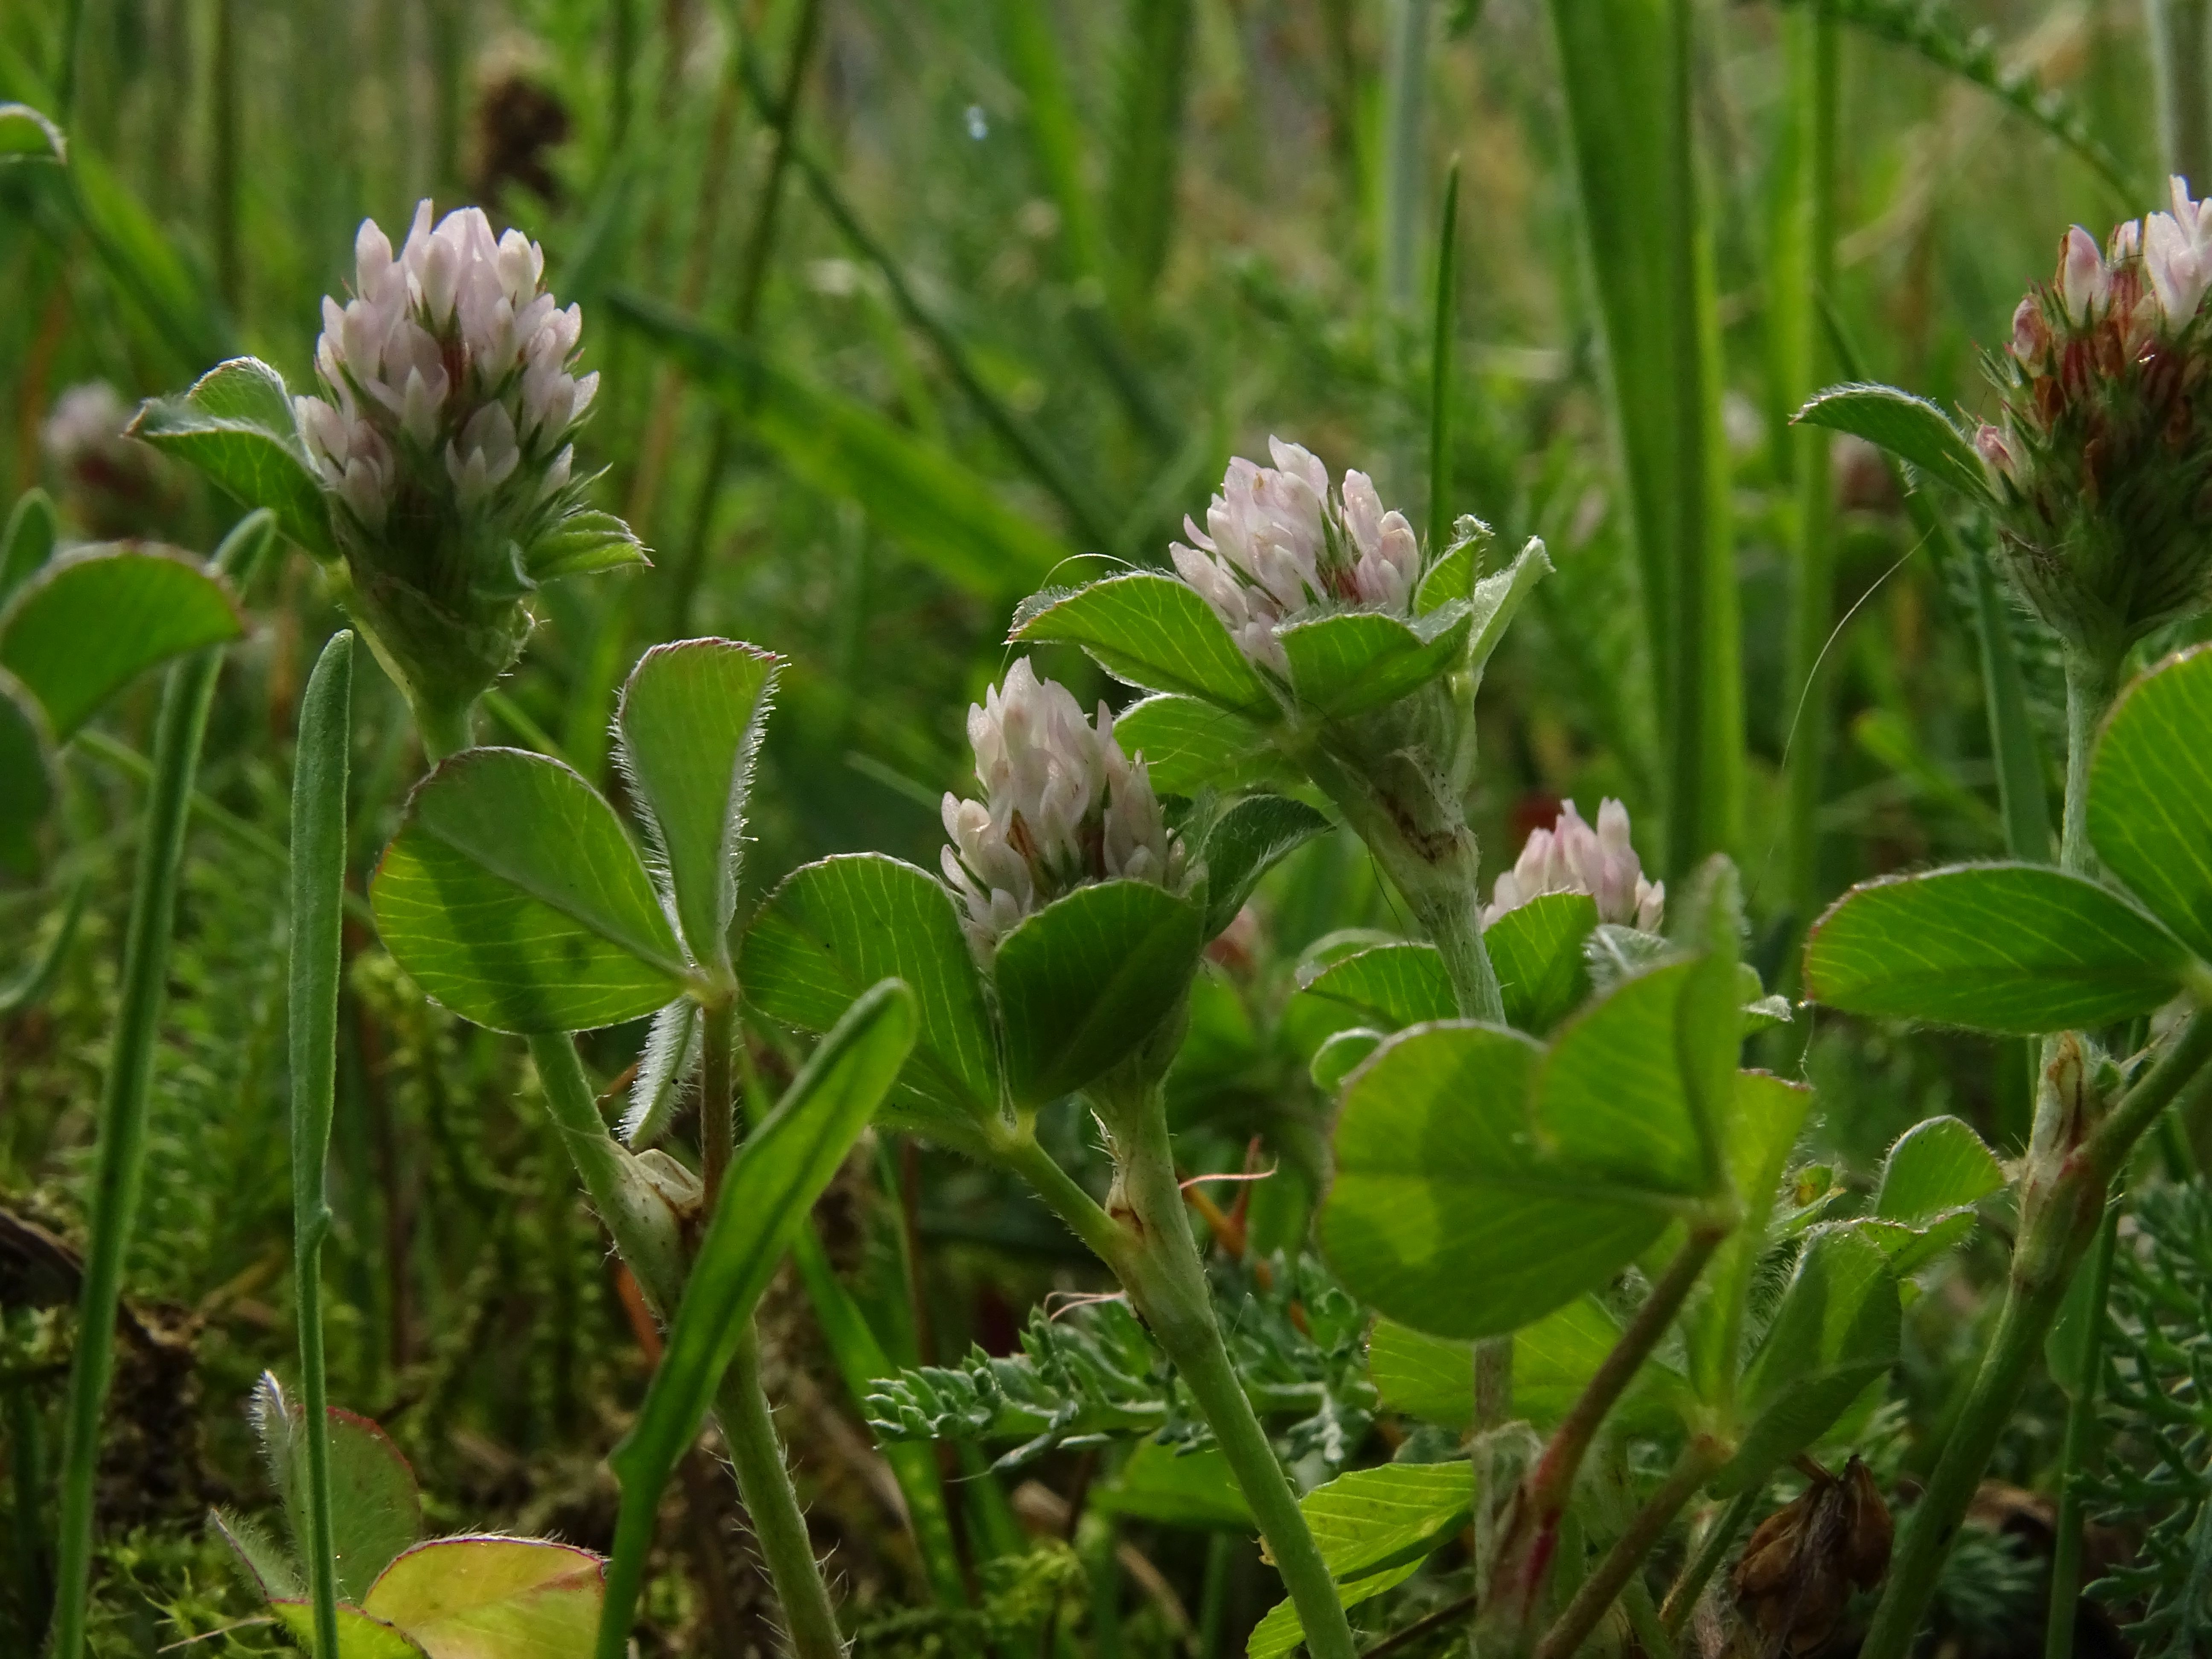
(940, 660, 1188, 952)
(1168, 437, 1423, 672)
(1977, 178, 2212, 649)
(1483, 798, 1663, 931)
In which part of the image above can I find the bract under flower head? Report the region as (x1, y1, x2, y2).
(294, 201, 620, 724)
(1977, 177, 2212, 651)
(1483, 798, 1663, 932)
(940, 660, 1188, 953)
(1169, 438, 1423, 672)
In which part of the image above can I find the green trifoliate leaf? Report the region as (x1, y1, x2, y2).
(1486, 892, 1598, 1035)
(1794, 382, 1993, 504)
(251, 1376, 422, 1604)
(359, 1537, 602, 1654)
(129, 359, 337, 561)
(1109, 693, 1294, 796)
(615, 638, 778, 979)
(0, 102, 66, 163)
(1013, 572, 1275, 717)
(0, 489, 58, 607)
(1717, 1225, 1901, 1493)
(1275, 600, 1472, 720)
(268, 1603, 423, 1657)
(1462, 535, 1554, 679)
(0, 543, 244, 736)
(1246, 1463, 1473, 1659)
(2089, 643, 2212, 962)
(1320, 1022, 1668, 1339)
(1875, 1116, 2004, 1225)
(1297, 942, 1456, 1029)
(742, 853, 999, 1141)
(995, 880, 1207, 1106)
(370, 749, 691, 1034)
(1804, 863, 2191, 1033)
(1192, 794, 1332, 936)
(1538, 959, 1718, 1199)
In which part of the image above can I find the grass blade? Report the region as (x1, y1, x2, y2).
(1107, 0, 1195, 312)
(45, 511, 274, 1659)
(288, 632, 353, 1659)
(994, 0, 1105, 290)
(1428, 159, 1460, 557)
(594, 980, 918, 1659)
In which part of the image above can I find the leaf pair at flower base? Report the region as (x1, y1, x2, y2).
(742, 793, 1329, 1147)
(1807, 644, 2212, 1032)
(1011, 535, 1551, 733)
(0, 500, 253, 881)
(370, 638, 777, 1033)
(218, 1377, 603, 1658)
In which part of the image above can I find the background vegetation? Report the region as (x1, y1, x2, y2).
(0, 0, 2189, 1652)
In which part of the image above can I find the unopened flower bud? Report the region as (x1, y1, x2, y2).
(940, 660, 1190, 954)
(1482, 798, 1663, 931)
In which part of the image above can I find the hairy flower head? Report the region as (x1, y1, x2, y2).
(1168, 438, 1423, 671)
(1484, 798, 1663, 932)
(1976, 177, 2212, 650)
(940, 660, 1187, 952)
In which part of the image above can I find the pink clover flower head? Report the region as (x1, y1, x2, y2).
(1169, 437, 1424, 673)
(940, 659, 1189, 953)
(1483, 798, 1663, 932)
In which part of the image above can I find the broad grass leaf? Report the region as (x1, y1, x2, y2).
(1014, 573, 1274, 716)
(0, 544, 244, 736)
(1320, 1022, 1668, 1338)
(598, 983, 915, 1659)
(1875, 1116, 2003, 1224)
(743, 854, 998, 1135)
(1246, 1463, 1472, 1659)
(0, 489, 57, 606)
(606, 291, 1066, 596)
(1093, 1441, 1253, 1529)
(1298, 942, 1455, 1029)
(1804, 863, 2188, 1033)
(1109, 693, 1292, 796)
(995, 880, 1206, 1104)
(1719, 1225, 1901, 1493)
(363, 1537, 602, 1658)
(616, 639, 779, 978)
(1276, 601, 1471, 719)
(1195, 795, 1331, 935)
(2089, 644, 2212, 961)
(0, 102, 65, 161)
(1793, 382, 1992, 503)
(0, 668, 55, 879)
(130, 359, 337, 560)
(1486, 892, 1597, 1035)
(370, 749, 689, 1033)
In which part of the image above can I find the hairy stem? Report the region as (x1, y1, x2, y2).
(1005, 1100, 1355, 1659)
(47, 515, 270, 1659)
(2045, 1203, 2119, 1659)
(289, 633, 354, 1659)
(1659, 1487, 1760, 1636)
(2060, 647, 2120, 877)
(1483, 1227, 1725, 1645)
(1536, 1436, 1728, 1659)
(719, 1329, 847, 1659)
(416, 698, 476, 766)
(1860, 1009, 2212, 1658)
(700, 996, 736, 1203)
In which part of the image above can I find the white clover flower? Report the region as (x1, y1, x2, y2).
(1169, 437, 1423, 672)
(296, 201, 597, 529)
(1483, 798, 1663, 932)
(940, 660, 1189, 952)
(41, 382, 134, 473)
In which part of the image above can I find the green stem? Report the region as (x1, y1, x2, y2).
(9, 1309, 47, 1635)
(719, 1330, 847, 1659)
(2059, 647, 2120, 877)
(1860, 1009, 2212, 1659)
(2045, 1203, 2119, 1659)
(700, 996, 737, 1203)
(416, 698, 476, 766)
(1412, 877, 1506, 1026)
(1535, 1436, 1728, 1659)
(1484, 1227, 1725, 1644)
(1004, 1103, 1355, 1659)
(289, 633, 354, 1659)
(47, 513, 272, 1659)
(1659, 1488, 1759, 1636)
